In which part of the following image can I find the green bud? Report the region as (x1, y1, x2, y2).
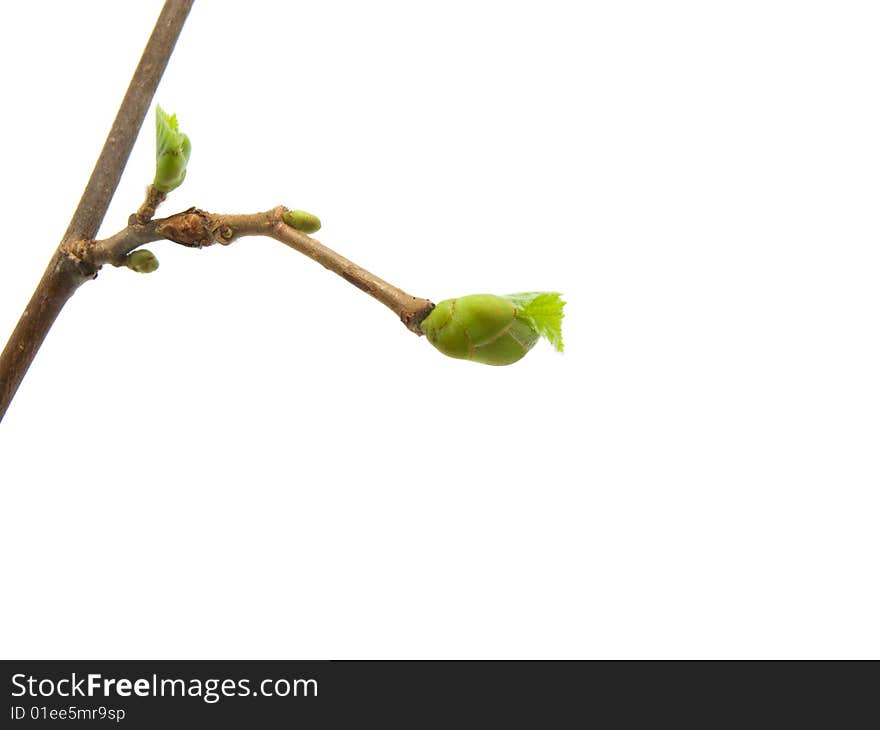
(153, 106, 191, 193)
(125, 249, 159, 273)
(282, 209, 322, 234)
(421, 292, 565, 366)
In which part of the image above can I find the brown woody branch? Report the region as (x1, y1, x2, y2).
(90, 206, 435, 334)
(0, 0, 192, 420)
(0, 0, 434, 425)
(0, 0, 193, 423)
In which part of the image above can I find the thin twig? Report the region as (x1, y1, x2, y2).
(91, 207, 435, 333)
(132, 185, 168, 225)
(0, 0, 193, 423)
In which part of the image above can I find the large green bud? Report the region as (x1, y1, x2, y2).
(420, 292, 565, 366)
(153, 105, 191, 193)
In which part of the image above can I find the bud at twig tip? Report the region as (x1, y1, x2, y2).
(421, 292, 565, 366)
(282, 209, 321, 234)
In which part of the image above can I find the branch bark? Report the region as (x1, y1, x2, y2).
(90, 206, 435, 333)
(0, 0, 193, 423)
(0, 0, 433, 424)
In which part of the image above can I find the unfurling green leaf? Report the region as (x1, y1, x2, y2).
(153, 105, 191, 193)
(420, 292, 565, 366)
(125, 249, 159, 273)
(503, 292, 565, 352)
(282, 209, 322, 234)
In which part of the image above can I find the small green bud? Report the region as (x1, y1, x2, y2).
(421, 292, 565, 366)
(125, 249, 159, 273)
(153, 106, 191, 193)
(282, 209, 322, 234)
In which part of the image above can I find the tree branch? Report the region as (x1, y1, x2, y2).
(0, 1, 435, 424)
(65, 1, 194, 242)
(90, 206, 435, 333)
(0, 0, 193, 423)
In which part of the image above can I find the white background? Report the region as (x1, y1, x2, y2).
(1, 1, 878, 659)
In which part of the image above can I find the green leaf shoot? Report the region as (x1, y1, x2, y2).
(153, 105, 191, 193)
(504, 292, 566, 352)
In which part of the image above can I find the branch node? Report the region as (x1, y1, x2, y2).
(131, 185, 167, 225)
(400, 301, 435, 335)
(156, 208, 216, 248)
(59, 238, 101, 279)
(216, 225, 235, 243)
